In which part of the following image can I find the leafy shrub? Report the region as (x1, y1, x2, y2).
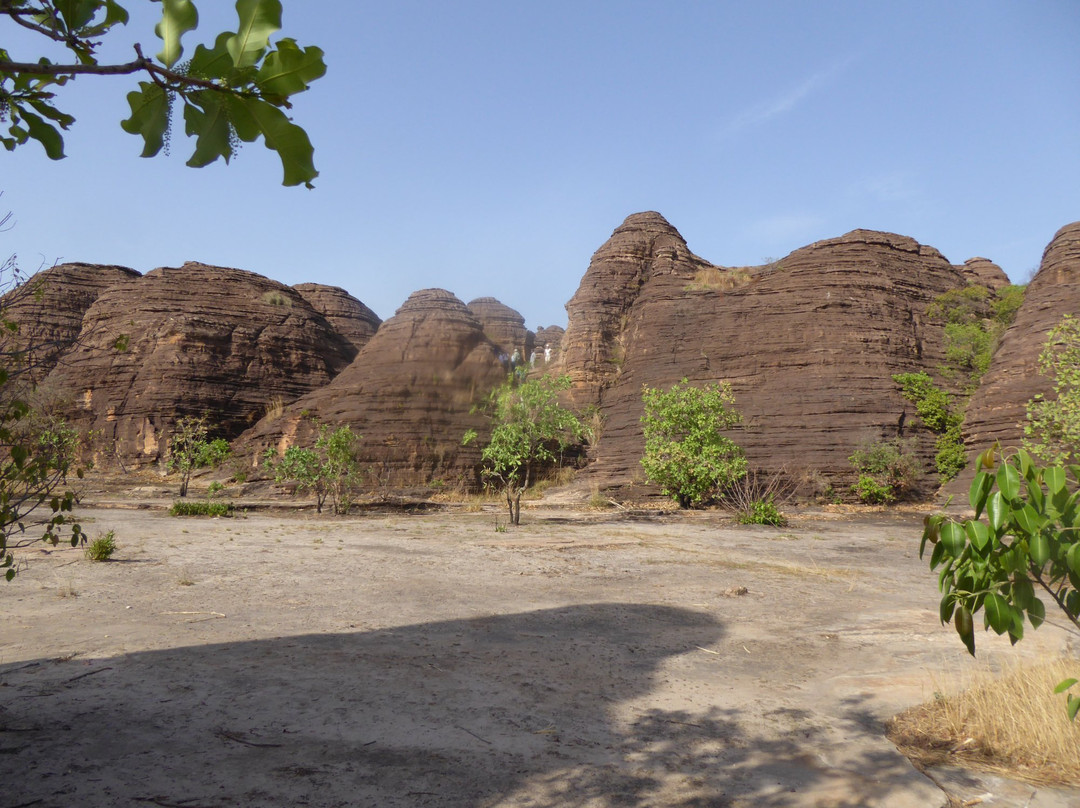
(848, 439, 920, 504)
(1024, 314, 1080, 465)
(168, 416, 231, 497)
(927, 283, 1025, 389)
(206, 481, 226, 498)
(737, 496, 787, 526)
(169, 501, 233, 517)
(85, 530, 116, 561)
(640, 378, 746, 508)
(893, 372, 967, 483)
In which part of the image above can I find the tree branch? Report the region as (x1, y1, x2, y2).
(1030, 567, 1080, 632)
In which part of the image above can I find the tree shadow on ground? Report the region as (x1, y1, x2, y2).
(1, 603, 939, 807)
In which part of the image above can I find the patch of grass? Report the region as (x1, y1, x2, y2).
(888, 658, 1080, 786)
(85, 530, 117, 561)
(685, 266, 751, 292)
(588, 488, 615, 509)
(169, 500, 234, 517)
(261, 290, 292, 307)
(736, 496, 787, 526)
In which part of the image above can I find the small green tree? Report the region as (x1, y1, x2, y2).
(264, 422, 361, 514)
(921, 446, 1080, 720)
(467, 374, 590, 525)
(1025, 314, 1080, 465)
(168, 415, 229, 497)
(640, 378, 746, 508)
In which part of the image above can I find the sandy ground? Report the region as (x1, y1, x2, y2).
(1, 503, 1077, 808)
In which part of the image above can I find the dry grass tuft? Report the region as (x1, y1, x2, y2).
(888, 658, 1080, 786)
(685, 266, 752, 292)
(263, 396, 286, 420)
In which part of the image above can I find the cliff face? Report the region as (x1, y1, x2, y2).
(43, 262, 357, 465)
(0, 262, 140, 385)
(962, 222, 1080, 456)
(240, 289, 508, 487)
(293, 283, 382, 354)
(555, 213, 972, 493)
(467, 297, 533, 361)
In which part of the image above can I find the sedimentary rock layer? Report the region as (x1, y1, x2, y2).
(293, 283, 382, 354)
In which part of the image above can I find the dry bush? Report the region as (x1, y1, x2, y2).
(888, 658, 1080, 786)
(263, 396, 286, 420)
(685, 266, 752, 292)
(723, 468, 797, 518)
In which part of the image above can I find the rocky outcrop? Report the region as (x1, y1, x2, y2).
(293, 283, 381, 354)
(962, 222, 1080, 456)
(241, 289, 507, 487)
(957, 257, 1010, 291)
(0, 262, 140, 385)
(467, 297, 533, 362)
(43, 262, 357, 466)
(555, 213, 971, 494)
(533, 325, 565, 367)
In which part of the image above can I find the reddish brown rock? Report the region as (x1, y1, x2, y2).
(467, 297, 533, 363)
(957, 257, 1011, 291)
(240, 289, 507, 487)
(293, 283, 381, 354)
(533, 325, 565, 368)
(555, 212, 969, 495)
(0, 262, 139, 385)
(962, 222, 1080, 457)
(44, 262, 356, 466)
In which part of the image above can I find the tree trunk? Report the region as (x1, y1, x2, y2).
(512, 492, 521, 525)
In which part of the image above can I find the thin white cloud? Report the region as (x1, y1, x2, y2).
(718, 55, 859, 138)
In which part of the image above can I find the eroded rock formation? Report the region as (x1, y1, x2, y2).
(0, 262, 140, 385)
(962, 222, 1080, 456)
(44, 262, 356, 466)
(240, 288, 507, 487)
(957, 257, 1010, 291)
(467, 297, 533, 362)
(293, 283, 382, 354)
(555, 212, 973, 494)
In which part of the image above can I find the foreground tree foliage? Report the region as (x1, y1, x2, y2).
(640, 378, 746, 508)
(0, 0, 326, 186)
(264, 421, 361, 514)
(0, 259, 85, 581)
(466, 374, 590, 526)
(921, 446, 1080, 720)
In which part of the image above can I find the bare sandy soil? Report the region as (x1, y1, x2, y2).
(2, 503, 1077, 808)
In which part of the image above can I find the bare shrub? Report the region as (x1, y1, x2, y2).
(722, 468, 798, 525)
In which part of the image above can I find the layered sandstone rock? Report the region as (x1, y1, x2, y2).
(241, 289, 507, 487)
(44, 262, 356, 466)
(533, 325, 565, 367)
(0, 262, 139, 385)
(957, 257, 1010, 291)
(467, 297, 533, 362)
(555, 212, 972, 494)
(293, 283, 381, 354)
(962, 222, 1080, 456)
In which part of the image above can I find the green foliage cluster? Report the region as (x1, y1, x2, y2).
(1025, 314, 1080, 465)
(640, 378, 746, 508)
(736, 496, 786, 526)
(848, 439, 919, 504)
(928, 283, 1025, 389)
(921, 447, 1080, 719)
(263, 421, 361, 514)
(167, 416, 230, 497)
(85, 529, 116, 561)
(0, 350, 85, 579)
(1, 0, 326, 186)
(893, 372, 966, 482)
(467, 374, 590, 525)
(169, 500, 232, 517)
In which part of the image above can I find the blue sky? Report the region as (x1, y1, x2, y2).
(3, 1, 1078, 329)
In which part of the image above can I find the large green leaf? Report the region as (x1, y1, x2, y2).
(986, 490, 1006, 534)
(228, 0, 283, 68)
(1067, 542, 1080, 578)
(955, 606, 975, 656)
(256, 39, 326, 99)
(940, 521, 966, 558)
(1029, 532, 1051, 567)
(155, 0, 199, 68)
(965, 520, 990, 553)
(19, 108, 66, 159)
(120, 82, 171, 157)
(227, 96, 317, 187)
(983, 592, 1011, 634)
(189, 32, 235, 80)
(997, 462, 1021, 501)
(182, 94, 233, 167)
(969, 470, 993, 517)
(1028, 596, 1045, 628)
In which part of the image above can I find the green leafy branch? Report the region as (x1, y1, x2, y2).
(1, 0, 326, 186)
